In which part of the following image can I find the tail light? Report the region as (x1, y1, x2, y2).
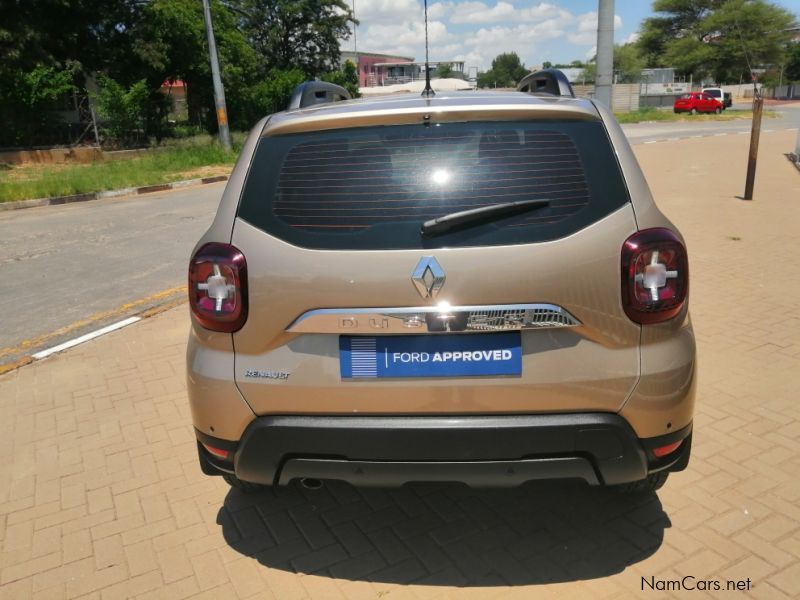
(189, 243, 248, 332)
(621, 228, 688, 324)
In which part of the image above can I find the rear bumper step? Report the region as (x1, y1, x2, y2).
(197, 414, 691, 487)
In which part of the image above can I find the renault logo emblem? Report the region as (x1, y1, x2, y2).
(412, 256, 445, 299)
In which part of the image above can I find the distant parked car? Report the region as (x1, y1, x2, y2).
(701, 87, 731, 109)
(674, 92, 723, 115)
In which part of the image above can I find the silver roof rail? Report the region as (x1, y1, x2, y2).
(287, 81, 352, 110)
(516, 69, 575, 98)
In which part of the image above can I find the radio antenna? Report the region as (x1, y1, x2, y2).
(421, 0, 435, 97)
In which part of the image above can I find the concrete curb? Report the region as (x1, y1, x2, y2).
(0, 174, 229, 212)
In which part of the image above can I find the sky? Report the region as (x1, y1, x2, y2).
(345, 0, 800, 71)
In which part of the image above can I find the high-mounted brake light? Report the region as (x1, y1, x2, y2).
(189, 243, 248, 332)
(621, 228, 688, 325)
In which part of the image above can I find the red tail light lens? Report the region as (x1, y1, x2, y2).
(621, 228, 688, 324)
(189, 243, 248, 332)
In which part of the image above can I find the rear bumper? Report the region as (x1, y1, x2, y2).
(196, 414, 692, 487)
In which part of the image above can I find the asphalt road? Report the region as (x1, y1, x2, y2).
(0, 184, 223, 365)
(621, 104, 800, 144)
(1, 108, 799, 366)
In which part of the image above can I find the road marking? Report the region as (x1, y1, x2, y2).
(644, 140, 658, 144)
(32, 317, 141, 360)
(0, 284, 186, 359)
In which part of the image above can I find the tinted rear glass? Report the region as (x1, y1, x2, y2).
(238, 120, 630, 250)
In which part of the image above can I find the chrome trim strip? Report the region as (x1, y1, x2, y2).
(286, 303, 581, 334)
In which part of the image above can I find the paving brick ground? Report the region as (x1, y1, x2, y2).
(1, 130, 799, 599)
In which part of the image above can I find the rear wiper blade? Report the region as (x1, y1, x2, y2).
(421, 199, 550, 237)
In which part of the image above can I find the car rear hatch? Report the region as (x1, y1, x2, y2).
(230, 108, 641, 416)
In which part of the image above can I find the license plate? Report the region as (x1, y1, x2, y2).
(340, 332, 522, 379)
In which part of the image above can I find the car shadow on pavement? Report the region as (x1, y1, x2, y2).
(217, 479, 669, 586)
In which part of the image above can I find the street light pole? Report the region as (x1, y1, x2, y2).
(201, 0, 231, 151)
(595, 0, 615, 108)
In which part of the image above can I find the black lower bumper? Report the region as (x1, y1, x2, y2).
(197, 414, 692, 487)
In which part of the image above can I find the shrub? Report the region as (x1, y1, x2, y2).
(93, 76, 172, 146)
(0, 65, 76, 147)
(322, 60, 360, 98)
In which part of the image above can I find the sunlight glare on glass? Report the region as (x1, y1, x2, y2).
(431, 168, 451, 185)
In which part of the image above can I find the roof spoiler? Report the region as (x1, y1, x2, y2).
(287, 81, 352, 110)
(516, 69, 575, 98)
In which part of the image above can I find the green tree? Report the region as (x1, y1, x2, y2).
(0, 66, 76, 146)
(578, 44, 644, 84)
(244, 68, 307, 118)
(478, 52, 529, 88)
(126, 0, 260, 132)
(615, 43, 646, 82)
(93, 76, 152, 146)
(579, 62, 596, 83)
(785, 42, 800, 82)
(322, 60, 360, 97)
(239, 0, 355, 76)
(638, 0, 797, 82)
(436, 63, 454, 78)
(0, 0, 359, 145)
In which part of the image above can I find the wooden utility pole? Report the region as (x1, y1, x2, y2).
(743, 88, 763, 200)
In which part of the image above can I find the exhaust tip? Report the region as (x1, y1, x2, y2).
(300, 478, 323, 490)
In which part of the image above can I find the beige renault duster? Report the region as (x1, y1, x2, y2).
(186, 71, 695, 494)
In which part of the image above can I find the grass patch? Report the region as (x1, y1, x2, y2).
(615, 106, 778, 124)
(0, 134, 244, 203)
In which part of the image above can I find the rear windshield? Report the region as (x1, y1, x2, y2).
(238, 120, 630, 250)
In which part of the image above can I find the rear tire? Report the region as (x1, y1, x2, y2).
(690, 108, 697, 115)
(611, 471, 669, 494)
(715, 107, 722, 114)
(222, 472, 268, 493)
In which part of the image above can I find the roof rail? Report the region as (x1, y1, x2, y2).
(287, 81, 352, 110)
(516, 69, 575, 98)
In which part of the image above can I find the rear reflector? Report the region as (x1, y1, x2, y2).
(621, 228, 688, 325)
(201, 443, 230, 460)
(652, 440, 683, 458)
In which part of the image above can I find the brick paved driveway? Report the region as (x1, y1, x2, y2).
(1, 131, 799, 599)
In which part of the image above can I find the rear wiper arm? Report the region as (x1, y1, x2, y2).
(421, 199, 550, 237)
